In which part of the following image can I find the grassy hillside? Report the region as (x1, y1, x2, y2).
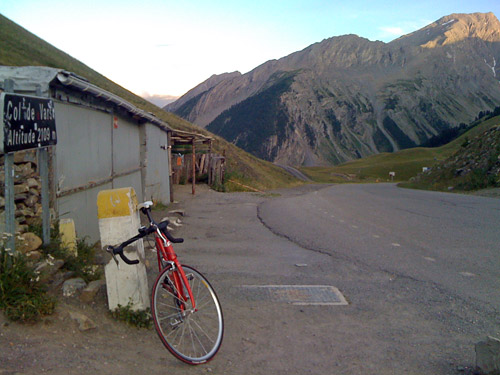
(301, 115, 500, 184)
(0, 14, 301, 191)
(400, 117, 500, 191)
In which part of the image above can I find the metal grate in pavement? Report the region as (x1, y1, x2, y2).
(240, 285, 348, 306)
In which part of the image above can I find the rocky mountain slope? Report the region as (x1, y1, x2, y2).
(166, 12, 500, 166)
(408, 121, 500, 191)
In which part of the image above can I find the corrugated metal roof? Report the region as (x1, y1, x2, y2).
(0, 66, 170, 130)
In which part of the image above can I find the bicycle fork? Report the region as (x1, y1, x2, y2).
(155, 236, 197, 313)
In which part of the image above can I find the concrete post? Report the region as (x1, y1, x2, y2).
(97, 187, 149, 311)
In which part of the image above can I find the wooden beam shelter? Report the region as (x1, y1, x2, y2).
(168, 129, 217, 201)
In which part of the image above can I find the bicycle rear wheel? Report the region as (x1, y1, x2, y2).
(151, 264, 224, 365)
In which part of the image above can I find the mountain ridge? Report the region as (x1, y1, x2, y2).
(168, 12, 500, 166)
(0, 13, 301, 191)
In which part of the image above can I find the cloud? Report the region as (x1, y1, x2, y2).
(379, 26, 404, 36)
(378, 19, 433, 40)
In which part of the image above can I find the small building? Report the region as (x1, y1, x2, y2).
(0, 66, 172, 242)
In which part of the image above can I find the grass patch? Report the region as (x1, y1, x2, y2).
(301, 147, 448, 183)
(302, 115, 500, 184)
(110, 301, 152, 328)
(220, 144, 304, 192)
(152, 201, 170, 211)
(0, 239, 56, 322)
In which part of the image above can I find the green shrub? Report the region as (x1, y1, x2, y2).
(63, 238, 102, 282)
(111, 301, 152, 328)
(456, 168, 498, 191)
(152, 201, 170, 211)
(0, 243, 56, 322)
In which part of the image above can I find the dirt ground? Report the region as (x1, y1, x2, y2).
(0, 183, 494, 375)
(0, 184, 290, 375)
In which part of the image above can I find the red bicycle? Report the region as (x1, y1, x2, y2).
(106, 201, 224, 365)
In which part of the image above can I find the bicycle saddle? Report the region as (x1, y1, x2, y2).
(138, 201, 153, 210)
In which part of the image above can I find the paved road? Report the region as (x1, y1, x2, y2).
(274, 164, 312, 181)
(172, 183, 500, 375)
(259, 183, 500, 309)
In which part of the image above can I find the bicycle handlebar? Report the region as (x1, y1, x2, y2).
(158, 221, 184, 243)
(106, 203, 184, 266)
(107, 244, 140, 265)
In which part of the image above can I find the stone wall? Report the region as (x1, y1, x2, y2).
(0, 150, 43, 234)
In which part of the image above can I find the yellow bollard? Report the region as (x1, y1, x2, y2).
(97, 187, 149, 311)
(59, 218, 77, 256)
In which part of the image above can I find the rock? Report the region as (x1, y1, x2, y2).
(62, 278, 87, 297)
(50, 271, 76, 289)
(15, 223, 28, 233)
(69, 311, 96, 331)
(168, 209, 185, 216)
(26, 178, 40, 189)
(476, 336, 500, 375)
(22, 150, 38, 165)
(24, 195, 39, 207)
(93, 252, 108, 265)
(13, 151, 27, 164)
(166, 216, 182, 227)
(17, 208, 35, 219)
(14, 183, 30, 195)
(34, 203, 42, 215)
(26, 250, 42, 262)
(14, 162, 34, 176)
(18, 232, 43, 253)
(80, 279, 105, 303)
(35, 258, 65, 282)
(29, 187, 40, 196)
(14, 193, 29, 203)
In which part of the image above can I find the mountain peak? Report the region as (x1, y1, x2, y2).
(431, 12, 500, 46)
(393, 12, 500, 48)
(165, 71, 241, 111)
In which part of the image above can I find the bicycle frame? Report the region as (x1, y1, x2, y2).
(154, 228, 196, 311)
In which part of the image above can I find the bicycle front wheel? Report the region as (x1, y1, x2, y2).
(151, 264, 224, 365)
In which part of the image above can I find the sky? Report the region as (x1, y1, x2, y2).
(1, 0, 500, 99)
